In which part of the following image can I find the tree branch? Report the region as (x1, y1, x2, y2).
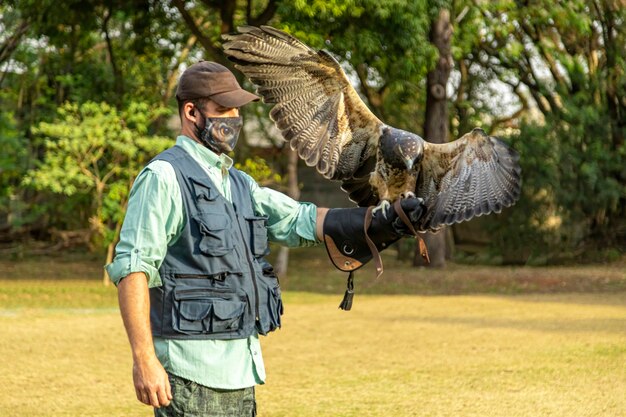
(218, 0, 236, 34)
(102, 6, 124, 105)
(487, 60, 550, 116)
(170, 0, 229, 65)
(520, 19, 570, 93)
(101, 165, 119, 185)
(0, 20, 30, 65)
(518, 46, 561, 114)
(163, 34, 198, 105)
(248, 0, 278, 26)
(489, 97, 529, 134)
(354, 63, 386, 119)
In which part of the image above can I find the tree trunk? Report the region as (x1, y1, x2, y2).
(414, 8, 453, 268)
(102, 212, 124, 286)
(103, 241, 114, 286)
(274, 147, 300, 277)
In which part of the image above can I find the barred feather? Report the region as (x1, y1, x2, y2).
(223, 25, 382, 180)
(418, 129, 522, 231)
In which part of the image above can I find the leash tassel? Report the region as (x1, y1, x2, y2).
(338, 271, 355, 311)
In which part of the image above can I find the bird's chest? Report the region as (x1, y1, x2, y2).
(371, 160, 417, 200)
(387, 168, 416, 197)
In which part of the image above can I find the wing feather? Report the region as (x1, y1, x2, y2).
(223, 26, 383, 180)
(417, 128, 521, 231)
(224, 26, 522, 224)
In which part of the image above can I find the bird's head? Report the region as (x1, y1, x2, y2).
(380, 126, 424, 172)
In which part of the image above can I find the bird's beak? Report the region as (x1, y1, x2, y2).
(396, 143, 421, 171)
(405, 154, 422, 171)
(404, 156, 414, 171)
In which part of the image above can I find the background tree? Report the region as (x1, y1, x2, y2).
(0, 0, 202, 260)
(0, 0, 623, 270)
(415, 3, 454, 268)
(23, 101, 171, 283)
(452, 0, 625, 261)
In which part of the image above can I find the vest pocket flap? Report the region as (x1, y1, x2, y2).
(194, 213, 234, 258)
(244, 214, 269, 223)
(194, 213, 230, 232)
(212, 300, 245, 320)
(178, 300, 212, 321)
(189, 176, 219, 201)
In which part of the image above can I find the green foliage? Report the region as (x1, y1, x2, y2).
(489, 96, 625, 263)
(235, 156, 283, 187)
(1, 0, 187, 244)
(0, 107, 34, 232)
(278, 0, 436, 130)
(449, 0, 626, 262)
(2, 0, 624, 263)
(0, 110, 24, 200)
(23, 101, 172, 250)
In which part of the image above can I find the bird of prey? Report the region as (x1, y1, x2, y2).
(222, 26, 521, 232)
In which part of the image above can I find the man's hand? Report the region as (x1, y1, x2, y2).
(387, 197, 426, 236)
(322, 197, 427, 273)
(133, 355, 172, 408)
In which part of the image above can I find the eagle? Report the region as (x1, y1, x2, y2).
(222, 26, 521, 232)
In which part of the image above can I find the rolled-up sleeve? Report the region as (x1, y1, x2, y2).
(105, 161, 183, 287)
(240, 172, 320, 248)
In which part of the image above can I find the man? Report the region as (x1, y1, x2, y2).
(106, 61, 425, 416)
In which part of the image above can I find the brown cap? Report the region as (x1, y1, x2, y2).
(175, 61, 259, 108)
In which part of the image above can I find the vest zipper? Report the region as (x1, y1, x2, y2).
(174, 273, 227, 281)
(234, 213, 261, 321)
(175, 288, 231, 295)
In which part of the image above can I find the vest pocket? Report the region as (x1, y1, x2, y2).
(194, 213, 234, 257)
(212, 300, 246, 333)
(245, 215, 269, 257)
(173, 287, 246, 335)
(177, 299, 212, 333)
(256, 266, 283, 334)
(267, 284, 283, 331)
(190, 176, 220, 202)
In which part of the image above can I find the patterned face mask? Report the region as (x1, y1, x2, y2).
(195, 116, 243, 154)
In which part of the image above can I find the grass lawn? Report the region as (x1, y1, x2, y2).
(0, 249, 624, 416)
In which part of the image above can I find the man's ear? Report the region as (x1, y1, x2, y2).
(183, 102, 197, 122)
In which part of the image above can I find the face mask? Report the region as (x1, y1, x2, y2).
(195, 115, 243, 154)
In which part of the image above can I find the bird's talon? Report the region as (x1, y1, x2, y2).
(400, 192, 416, 199)
(372, 200, 391, 219)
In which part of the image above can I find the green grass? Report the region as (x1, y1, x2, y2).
(260, 293, 626, 417)
(1, 292, 625, 416)
(1, 250, 625, 416)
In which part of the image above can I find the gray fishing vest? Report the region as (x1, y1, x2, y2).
(149, 145, 283, 340)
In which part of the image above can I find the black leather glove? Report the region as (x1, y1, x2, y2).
(323, 198, 427, 275)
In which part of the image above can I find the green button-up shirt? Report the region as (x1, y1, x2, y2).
(106, 135, 319, 389)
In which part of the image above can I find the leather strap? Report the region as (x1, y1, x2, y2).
(364, 206, 384, 278)
(393, 199, 430, 264)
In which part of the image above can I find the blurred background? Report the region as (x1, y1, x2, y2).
(1, 2, 625, 416)
(0, 0, 624, 273)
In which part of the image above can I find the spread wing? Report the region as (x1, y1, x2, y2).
(222, 25, 383, 180)
(417, 128, 522, 232)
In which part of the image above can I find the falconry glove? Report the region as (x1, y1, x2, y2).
(323, 198, 428, 310)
